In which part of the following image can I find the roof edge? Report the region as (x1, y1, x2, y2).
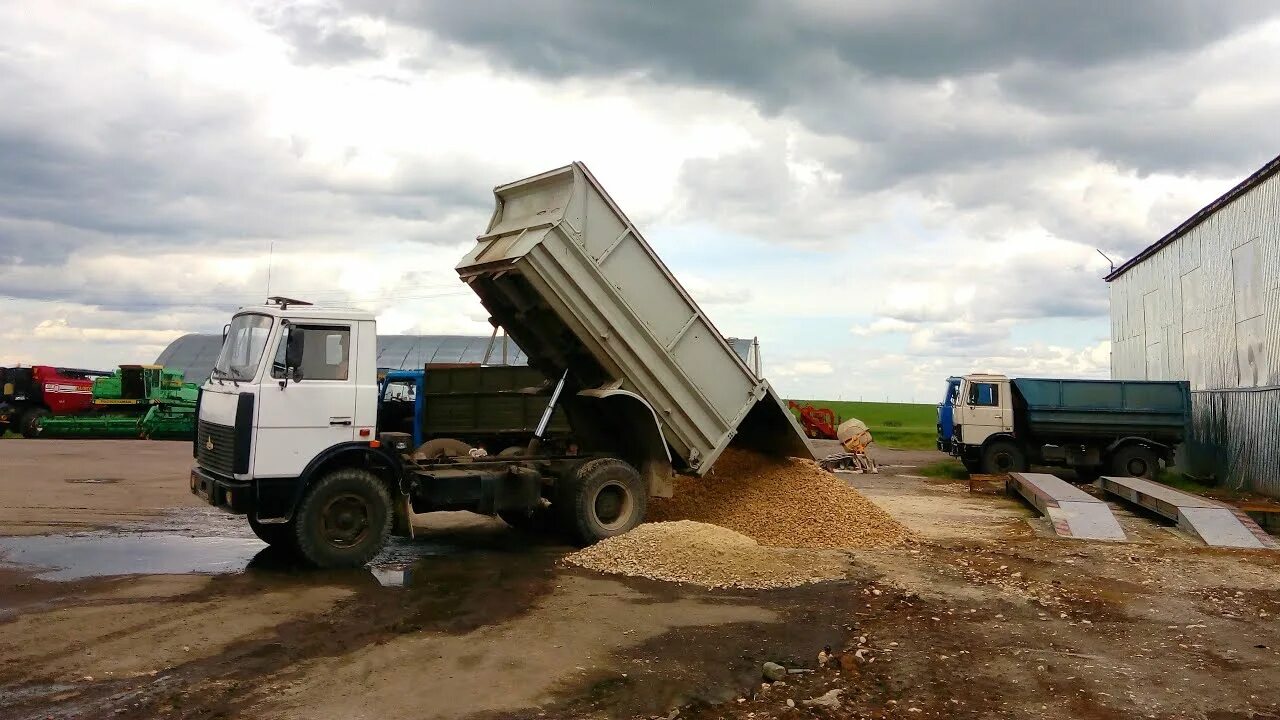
(1105, 151, 1280, 282)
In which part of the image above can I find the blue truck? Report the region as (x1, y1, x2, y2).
(940, 373, 1191, 480)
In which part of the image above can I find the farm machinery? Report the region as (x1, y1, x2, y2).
(0, 365, 111, 437)
(787, 400, 839, 439)
(35, 365, 199, 439)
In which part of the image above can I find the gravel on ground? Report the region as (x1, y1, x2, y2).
(563, 520, 850, 589)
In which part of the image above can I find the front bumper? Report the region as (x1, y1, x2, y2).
(190, 465, 252, 514)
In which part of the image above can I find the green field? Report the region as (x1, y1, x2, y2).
(791, 400, 938, 450)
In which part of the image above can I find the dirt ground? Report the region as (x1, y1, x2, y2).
(1, 439, 1279, 720)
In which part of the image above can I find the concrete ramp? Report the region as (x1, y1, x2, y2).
(1100, 476, 1278, 549)
(1008, 473, 1126, 541)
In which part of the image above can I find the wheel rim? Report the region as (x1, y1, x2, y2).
(1126, 457, 1149, 477)
(320, 493, 371, 548)
(592, 482, 634, 531)
(994, 452, 1014, 472)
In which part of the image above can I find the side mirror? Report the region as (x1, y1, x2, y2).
(284, 326, 305, 383)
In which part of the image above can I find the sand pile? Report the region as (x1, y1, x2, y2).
(564, 520, 849, 589)
(648, 447, 912, 549)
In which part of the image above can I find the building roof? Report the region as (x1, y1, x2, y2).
(1105, 151, 1280, 282)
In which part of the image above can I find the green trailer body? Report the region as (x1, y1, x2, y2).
(1011, 378, 1191, 445)
(421, 366, 570, 443)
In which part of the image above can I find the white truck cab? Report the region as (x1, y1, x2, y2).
(951, 373, 1014, 449)
(196, 303, 379, 481)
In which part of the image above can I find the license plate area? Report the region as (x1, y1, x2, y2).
(191, 470, 214, 504)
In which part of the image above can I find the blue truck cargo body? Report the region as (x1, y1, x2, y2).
(1012, 378, 1191, 443)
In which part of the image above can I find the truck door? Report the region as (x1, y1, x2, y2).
(960, 379, 1012, 445)
(254, 322, 359, 478)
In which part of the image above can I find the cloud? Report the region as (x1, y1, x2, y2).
(2, 1, 1273, 401)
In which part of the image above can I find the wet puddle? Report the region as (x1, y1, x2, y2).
(0, 532, 475, 584)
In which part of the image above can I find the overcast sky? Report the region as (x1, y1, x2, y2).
(2, 1, 1278, 402)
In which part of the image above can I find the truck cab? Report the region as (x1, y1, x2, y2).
(951, 374, 1014, 450)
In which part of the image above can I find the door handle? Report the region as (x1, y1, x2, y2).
(329, 418, 352, 426)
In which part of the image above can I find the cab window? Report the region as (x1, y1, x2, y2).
(968, 382, 999, 407)
(272, 325, 351, 381)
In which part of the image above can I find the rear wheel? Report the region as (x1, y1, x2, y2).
(293, 468, 392, 568)
(981, 440, 1026, 475)
(249, 516, 296, 548)
(1109, 444, 1159, 480)
(558, 457, 647, 545)
(20, 408, 49, 438)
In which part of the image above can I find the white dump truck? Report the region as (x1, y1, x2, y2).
(191, 162, 811, 568)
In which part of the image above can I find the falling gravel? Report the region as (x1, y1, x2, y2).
(564, 520, 850, 589)
(648, 447, 913, 550)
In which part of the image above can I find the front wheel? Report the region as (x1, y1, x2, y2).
(293, 468, 392, 568)
(558, 457, 647, 545)
(20, 408, 49, 438)
(981, 440, 1027, 475)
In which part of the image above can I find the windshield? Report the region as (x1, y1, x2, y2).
(213, 314, 273, 381)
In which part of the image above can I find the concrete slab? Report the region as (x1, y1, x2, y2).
(1099, 476, 1278, 549)
(1009, 472, 1126, 541)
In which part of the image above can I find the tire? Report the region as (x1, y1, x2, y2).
(1109, 444, 1159, 480)
(558, 457, 647, 545)
(20, 408, 49, 439)
(249, 515, 296, 549)
(981, 440, 1027, 475)
(292, 468, 392, 568)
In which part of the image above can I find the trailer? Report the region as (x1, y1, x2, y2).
(190, 162, 811, 568)
(943, 373, 1191, 480)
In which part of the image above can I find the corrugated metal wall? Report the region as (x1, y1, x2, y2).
(1183, 388, 1280, 495)
(1109, 171, 1280, 494)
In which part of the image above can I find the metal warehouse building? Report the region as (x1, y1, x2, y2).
(1106, 152, 1280, 495)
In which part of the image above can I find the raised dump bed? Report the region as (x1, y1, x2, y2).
(456, 162, 811, 490)
(1100, 476, 1278, 549)
(1008, 472, 1126, 541)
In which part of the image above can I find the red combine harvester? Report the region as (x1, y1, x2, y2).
(0, 365, 111, 438)
(787, 400, 839, 440)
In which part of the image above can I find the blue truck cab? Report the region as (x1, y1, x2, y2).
(937, 376, 961, 452)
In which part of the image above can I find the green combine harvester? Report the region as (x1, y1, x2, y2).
(37, 365, 199, 440)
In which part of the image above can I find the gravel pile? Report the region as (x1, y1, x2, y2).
(564, 520, 849, 589)
(648, 447, 912, 550)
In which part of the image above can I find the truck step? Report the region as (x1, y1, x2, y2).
(1099, 476, 1278, 549)
(1008, 472, 1126, 541)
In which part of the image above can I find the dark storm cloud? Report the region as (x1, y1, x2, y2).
(337, 0, 1280, 229)
(267, 3, 383, 66)
(351, 1, 1273, 95)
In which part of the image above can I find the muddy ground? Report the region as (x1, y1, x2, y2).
(1, 439, 1278, 720)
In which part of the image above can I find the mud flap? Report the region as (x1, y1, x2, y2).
(391, 493, 415, 539)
